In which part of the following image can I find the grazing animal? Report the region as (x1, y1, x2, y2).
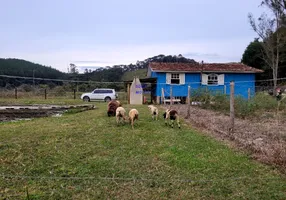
(163, 109, 181, 128)
(107, 100, 121, 107)
(128, 109, 139, 129)
(116, 106, 127, 125)
(107, 100, 121, 117)
(148, 105, 159, 120)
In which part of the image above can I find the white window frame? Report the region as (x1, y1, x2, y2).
(166, 73, 185, 85)
(208, 73, 218, 85)
(171, 73, 180, 84)
(202, 73, 224, 86)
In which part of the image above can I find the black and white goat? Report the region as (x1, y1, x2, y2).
(163, 109, 181, 128)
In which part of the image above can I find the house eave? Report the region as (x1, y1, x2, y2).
(152, 70, 263, 73)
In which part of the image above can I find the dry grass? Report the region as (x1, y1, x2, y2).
(170, 104, 286, 173)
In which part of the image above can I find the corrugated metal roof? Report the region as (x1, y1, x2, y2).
(149, 62, 264, 73)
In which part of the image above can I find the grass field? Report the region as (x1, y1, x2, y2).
(1, 100, 286, 199)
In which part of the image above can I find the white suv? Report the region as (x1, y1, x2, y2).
(80, 88, 118, 102)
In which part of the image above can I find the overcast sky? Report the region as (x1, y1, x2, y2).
(0, 0, 268, 72)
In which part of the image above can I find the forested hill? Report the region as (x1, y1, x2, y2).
(0, 55, 197, 87)
(79, 54, 198, 82)
(0, 58, 66, 79)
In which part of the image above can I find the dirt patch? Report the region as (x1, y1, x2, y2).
(0, 104, 96, 122)
(162, 105, 286, 173)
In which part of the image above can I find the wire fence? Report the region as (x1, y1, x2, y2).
(0, 74, 285, 100)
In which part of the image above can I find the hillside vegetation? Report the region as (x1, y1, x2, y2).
(121, 68, 148, 81)
(0, 55, 196, 89)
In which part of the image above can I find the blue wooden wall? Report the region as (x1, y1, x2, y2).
(151, 72, 256, 99)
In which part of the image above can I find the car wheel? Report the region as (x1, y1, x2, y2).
(83, 96, 90, 102)
(104, 97, 111, 102)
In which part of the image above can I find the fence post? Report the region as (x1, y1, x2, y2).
(74, 89, 76, 99)
(15, 88, 17, 99)
(127, 84, 130, 104)
(248, 88, 251, 100)
(229, 81, 235, 133)
(161, 88, 165, 105)
(224, 85, 226, 94)
(186, 85, 191, 119)
(170, 85, 173, 109)
(45, 89, 47, 100)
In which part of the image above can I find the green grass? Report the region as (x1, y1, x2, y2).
(0, 101, 286, 199)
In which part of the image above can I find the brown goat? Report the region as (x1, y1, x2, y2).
(107, 100, 121, 117)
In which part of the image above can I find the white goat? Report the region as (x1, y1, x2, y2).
(128, 109, 139, 129)
(116, 106, 127, 125)
(148, 105, 159, 120)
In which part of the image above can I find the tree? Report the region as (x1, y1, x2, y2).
(241, 38, 272, 81)
(84, 68, 89, 74)
(248, 0, 286, 92)
(69, 63, 79, 74)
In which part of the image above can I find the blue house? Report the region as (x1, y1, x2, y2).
(146, 62, 263, 104)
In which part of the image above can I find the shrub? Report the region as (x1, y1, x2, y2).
(52, 86, 67, 96)
(18, 84, 34, 92)
(251, 92, 278, 111)
(191, 87, 212, 104)
(209, 93, 229, 112)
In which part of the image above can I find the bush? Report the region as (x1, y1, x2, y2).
(191, 87, 212, 104)
(196, 91, 284, 119)
(235, 96, 256, 118)
(209, 93, 229, 112)
(251, 92, 278, 111)
(18, 84, 34, 92)
(52, 86, 67, 96)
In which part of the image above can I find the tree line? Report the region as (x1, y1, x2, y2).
(0, 55, 196, 91)
(243, 0, 286, 92)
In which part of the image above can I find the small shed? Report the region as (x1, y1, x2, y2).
(124, 77, 157, 104)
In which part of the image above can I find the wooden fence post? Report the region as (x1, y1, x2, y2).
(170, 85, 173, 109)
(45, 89, 47, 100)
(161, 88, 165, 105)
(15, 88, 17, 99)
(127, 84, 130, 104)
(229, 81, 235, 133)
(74, 89, 76, 99)
(224, 85, 227, 94)
(248, 88, 251, 100)
(186, 85, 191, 119)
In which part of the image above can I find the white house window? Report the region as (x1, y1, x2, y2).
(171, 73, 180, 84)
(166, 73, 185, 85)
(202, 73, 224, 85)
(208, 74, 218, 85)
